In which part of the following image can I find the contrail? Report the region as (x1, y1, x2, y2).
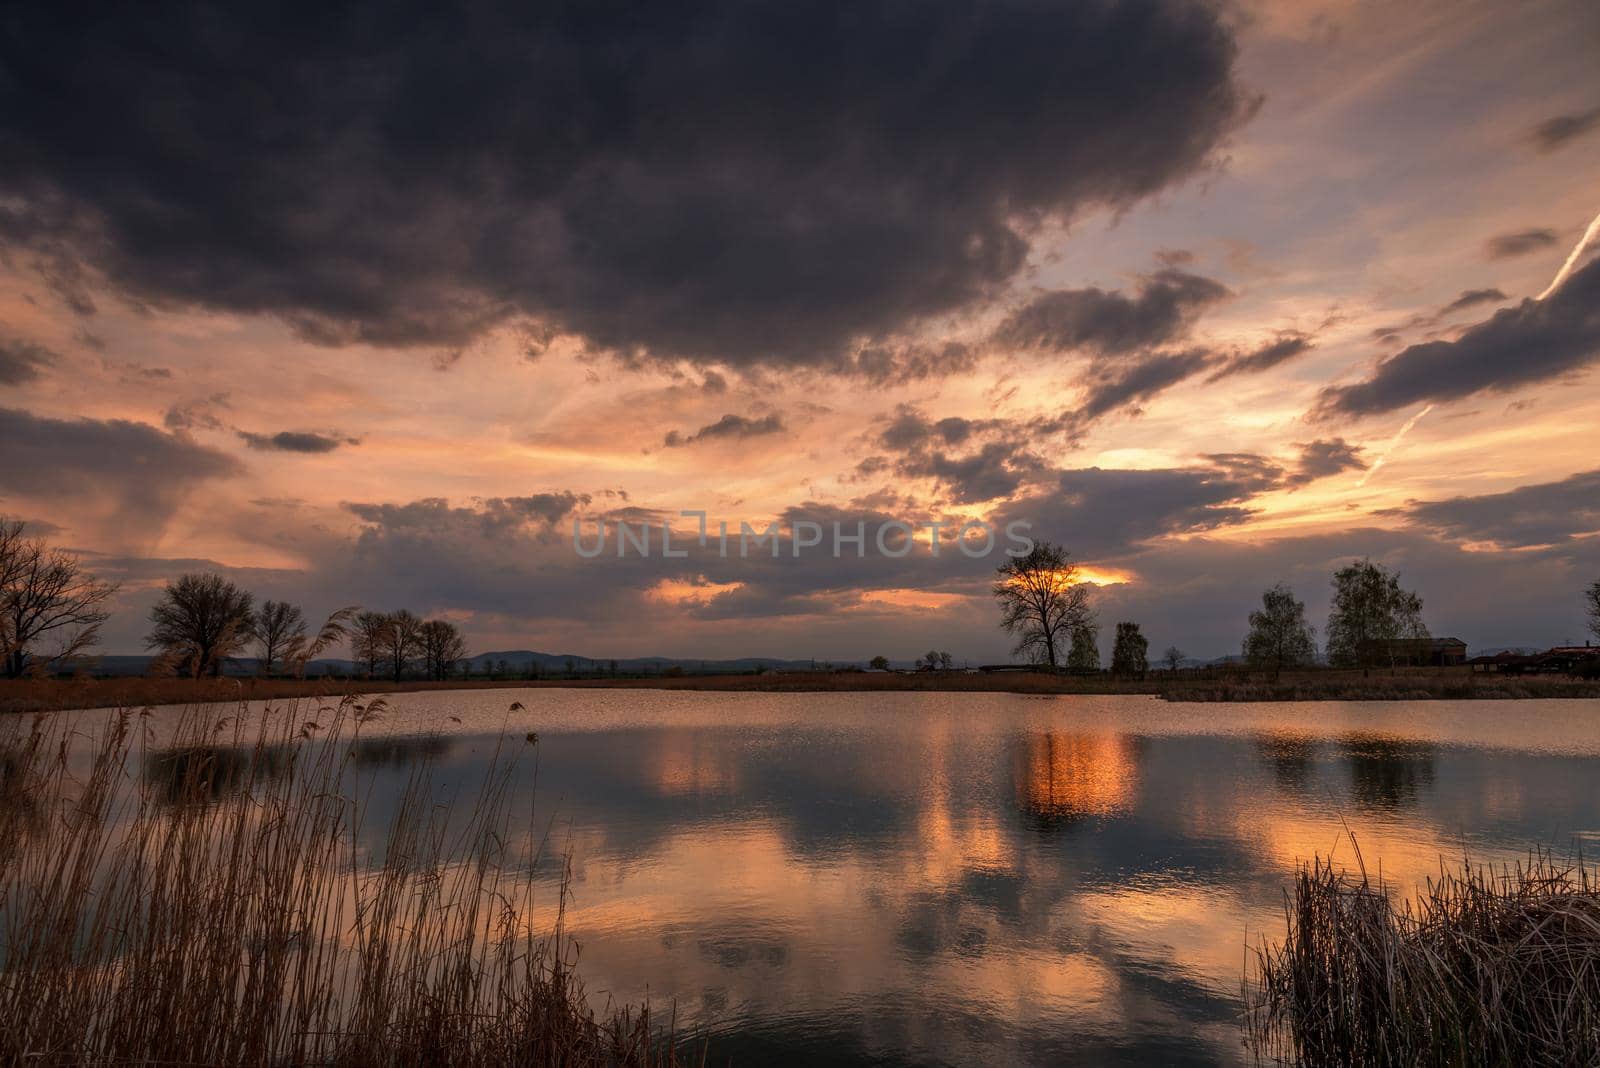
(1536, 207, 1600, 300)
(1357, 403, 1434, 487)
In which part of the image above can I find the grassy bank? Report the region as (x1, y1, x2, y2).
(4, 665, 1598, 713)
(0, 699, 700, 1066)
(1245, 848, 1600, 1065)
(1161, 674, 1600, 702)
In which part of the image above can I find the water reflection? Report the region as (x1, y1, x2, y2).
(1012, 731, 1142, 829)
(1252, 730, 1317, 792)
(1341, 732, 1437, 811)
(52, 692, 1600, 1066)
(144, 733, 459, 804)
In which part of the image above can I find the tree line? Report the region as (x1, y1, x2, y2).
(5, 517, 1600, 681)
(144, 573, 470, 680)
(992, 541, 1584, 679)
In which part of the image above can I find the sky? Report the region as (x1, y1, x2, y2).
(2, 0, 1598, 662)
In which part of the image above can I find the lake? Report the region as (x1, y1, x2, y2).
(16, 690, 1600, 1066)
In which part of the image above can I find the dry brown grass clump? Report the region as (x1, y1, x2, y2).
(0, 699, 701, 1066)
(1245, 843, 1600, 1065)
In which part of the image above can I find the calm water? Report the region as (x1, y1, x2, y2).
(29, 691, 1600, 1065)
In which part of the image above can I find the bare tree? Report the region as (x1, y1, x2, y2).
(993, 542, 1093, 671)
(350, 611, 391, 678)
(419, 619, 468, 681)
(1, 518, 119, 677)
(1162, 645, 1184, 672)
(1244, 583, 1317, 680)
(252, 600, 306, 676)
(1587, 578, 1600, 643)
(146, 573, 255, 678)
(380, 609, 423, 681)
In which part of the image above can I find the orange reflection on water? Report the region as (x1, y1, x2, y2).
(647, 732, 739, 798)
(1015, 732, 1140, 821)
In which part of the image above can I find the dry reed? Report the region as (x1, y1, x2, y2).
(1245, 841, 1600, 1065)
(0, 698, 702, 1066)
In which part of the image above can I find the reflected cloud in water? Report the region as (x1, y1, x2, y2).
(63, 691, 1600, 1065)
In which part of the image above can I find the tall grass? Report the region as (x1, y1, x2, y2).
(1245, 843, 1600, 1065)
(0, 698, 701, 1066)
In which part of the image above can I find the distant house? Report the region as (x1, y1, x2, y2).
(1469, 643, 1598, 674)
(1362, 637, 1468, 667)
(1467, 650, 1536, 673)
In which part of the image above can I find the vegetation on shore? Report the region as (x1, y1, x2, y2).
(0, 699, 700, 1066)
(5, 665, 1600, 714)
(1246, 845, 1600, 1065)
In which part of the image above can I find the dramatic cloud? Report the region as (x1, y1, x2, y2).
(1397, 469, 1600, 550)
(238, 430, 358, 453)
(345, 492, 590, 542)
(1438, 288, 1507, 316)
(897, 441, 1039, 504)
(1314, 258, 1600, 418)
(0, 0, 1245, 367)
(1484, 228, 1559, 259)
(874, 406, 1037, 503)
(1530, 106, 1600, 152)
(664, 413, 784, 447)
(1207, 332, 1314, 380)
(994, 270, 1230, 356)
(1287, 439, 1365, 486)
(850, 341, 978, 385)
(0, 337, 55, 385)
(1073, 349, 1214, 425)
(0, 406, 241, 533)
(994, 460, 1278, 558)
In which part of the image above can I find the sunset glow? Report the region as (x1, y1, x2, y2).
(0, 0, 1594, 667)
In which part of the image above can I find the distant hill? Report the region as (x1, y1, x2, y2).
(55, 650, 896, 678)
(463, 650, 840, 675)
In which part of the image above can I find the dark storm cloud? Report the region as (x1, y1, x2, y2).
(1530, 106, 1600, 152)
(994, 270, 1231, 356)
(1287, 438, 1365, 486)
(343, 492, 590, 549)
(0, 337, 56, 385)
(850, 341, 978, 385)
(1484, 228, 1559, 260)
(1074, 348, 1214, 423)
(1397, 469, 1600, 549)
(1314, 258, 1600, 419)
(1206, 332, 1314, 380)
(0, 0, 1246, 368)
(0, 406, 241, 531)
(238, 430, 358, 453)
(876, 407, 998, 452)
(664, 413, 784, 447)
(992, 460, 1277, 558)
(872, 405, 1041, 502)
(897, 441, 1040, 504)
(1438, 288, 1507, 316)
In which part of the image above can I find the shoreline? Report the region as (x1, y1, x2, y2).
(3, 668, 1598, 713)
